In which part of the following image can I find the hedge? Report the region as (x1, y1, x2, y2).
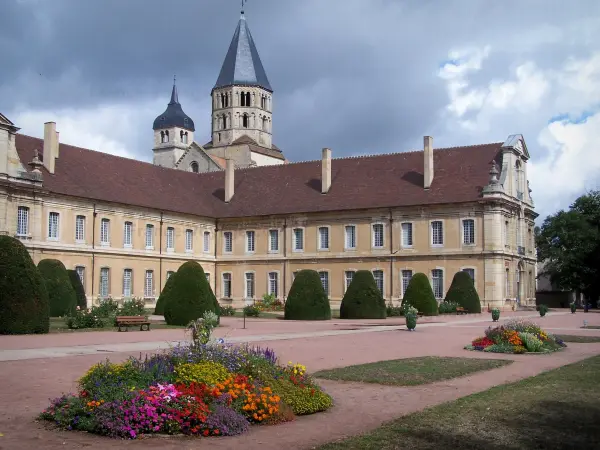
(284, 270, 331, 320)
(444, 271, 481, 313)
(340, 270, 386, 319)
(401, 272, 439, 316)
(67, 269, 87, 310)
(38, 259, 77, 317)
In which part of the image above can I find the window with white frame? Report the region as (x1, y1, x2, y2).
(203, 231, 210, 253)
(75, 266, 85, 290)
(246, 231, 255, 253)
(372, 223, 384, 248)
(75, 215, 85, 242)
(318, 271, 329, 295)
(345, 271, 355, 291)
(223, 231, 233, 252)
(205, 273, 210, 283)
(268, 272, 278, 297)
(401, 270, 413, 297)
(318, 226, 329, 250)
(145, 224, 154, 249)
(166, 227, 175, 251)
(245, 272, 255, 298)
(123, 268, 133, 297)
(123, 221, 132, 247)
(48, 212, 60, 239)
(293, 228, 304, 251)
(345, 225, 356, 249)
(401, 222, 413, 247)
(373, 270, 384, 293)
(99, 267, 110, 298)
(185, 229, 193, 252)
(431, 221, 443, 246)
(431, 269, 444, 299)
(17, 206, 29, 236)
(100, 218, 110, 245)
(144, 270, 154, 297)
(269, 229, 279, 252)
(462, 268, 475, 282)
(222, 273, 232, 298)
(463, 219, 475, 245)
(166, 270, 175, 280)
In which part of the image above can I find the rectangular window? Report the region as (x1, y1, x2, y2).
(373, 270, 384, 294)
(401, 222, 413, 247)
(223, 231, 233, 253)
(269, 229, 279, 252)
(75, 266, 85, 290)
(318, 226, 329, 250)
(293, 228, 304, 251)
(205, 273, 210, 283)
(268, 272, 278, 297)
(318, 271, 329, 296)
(145, 224, 154, 249)
(222, 273, 232, 298)
(431, 221, 443, 246)
(48, 212, 59, 239)
(463, 219, 475, 245)
(123, 221, 132, 247)
(75, 215, 85, 242)
(123, 269, 132, 297)
(462, 268, 475, 282)
(17, 206, 29, 236)
(372, 224, 384, 248)
(185, 229, 193, 252)
(203, 231, 210, 253)
(401, 270, 413, 297)
(432, 269, 444, 299)
(166, 227, 175, 251)
(504, 220, 509, 246)
(505, 269, 510, 298)
(345, 271, 355, 291)
(246, 231, 255, 253)
(99, 267, 110, 298)
(100, 218, 110, 245)
(345, 225, 356, 249)
(144, 270, 154, 297)
(166, 270, 175, 280)
(245, 272, 255, 298)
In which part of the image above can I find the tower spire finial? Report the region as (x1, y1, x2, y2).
(170, 76, 179, 104)
(241, 0, 246, 15)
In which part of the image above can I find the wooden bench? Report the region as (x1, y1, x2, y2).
(456, 307, 468, 315)
(116, 316, 150, 332)
(417, 312, 424, 318)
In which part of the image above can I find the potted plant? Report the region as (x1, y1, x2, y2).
(570, 302, 577, 314)
(538, 304, 549, 317)
(491, 308, 500, 322)
(405, 306, 418, 331)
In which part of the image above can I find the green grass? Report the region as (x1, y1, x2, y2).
(49, 317, 185, 333)
(318, 355, 600, 450)
(556, 334, 600, 343)
(582, 325, 600, 329)
(314, 357, 511, 386)
(231, 309, 342, 319)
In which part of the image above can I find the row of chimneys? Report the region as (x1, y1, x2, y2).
(224, 136, 434, 203)
(43, 121, 60, 174)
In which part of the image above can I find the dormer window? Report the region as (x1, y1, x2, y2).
(190, 161, 199, 173)
(183, 117, 188, 126)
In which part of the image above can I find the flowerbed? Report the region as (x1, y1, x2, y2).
(39, 344, 332, 439)
(465, 319, 566, 354)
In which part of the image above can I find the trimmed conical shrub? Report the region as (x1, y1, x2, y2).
(38, 259, 77, 317)
(0, 236, 50, 334)
(284, 270, 331, 320)
(340, 270, 386, 319)
(444, 271, 481, 313)
(154, 271, 177, 315)
(67, 269, 87, 310)
(163, 261, 220, 326)
(401, 272, 439, 316)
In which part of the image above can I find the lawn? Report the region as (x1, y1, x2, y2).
(318, 355, 600, 450)
(582, 325, 600, 329)
(313, 357, 512, 386)
(556, 334, 600, 343)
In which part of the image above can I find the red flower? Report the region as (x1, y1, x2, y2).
(203, 429, 209, 436)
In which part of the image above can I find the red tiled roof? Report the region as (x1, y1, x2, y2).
(15, 134, 501, 219)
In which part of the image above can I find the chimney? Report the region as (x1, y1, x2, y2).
(43, 122, 57, 174)
(321, 147, 332, 194)
(225, 159, 234, 202)
(55, 131, 60, 158)
(424, 136, 433, 189)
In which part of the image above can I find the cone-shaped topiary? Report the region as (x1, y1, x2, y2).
(444, 271, 481, 313)
(163, 261, 220, 326)
(0, 236, 50, 334)
(154, 271, 177, 315)
(284, 270, 331, 320)
(401, 272, 439, 316)
(340, 270, 386, 319)
(38, 259, 77, 317)
(67, 269, 87, 310)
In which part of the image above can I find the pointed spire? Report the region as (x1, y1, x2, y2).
(170, 75, 179, 104)
(153, 79, 195, 131)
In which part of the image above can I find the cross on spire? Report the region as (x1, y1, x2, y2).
(241, 0, 246, 14)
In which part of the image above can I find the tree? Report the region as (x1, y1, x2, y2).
(536, 191, 600, 304)
(284, 270, 331, 320)
(444, 271, 481, 313)
(154, 271, 177, 315)
(0, 236, 50, 334)
(67, 269, 87, 310)
(340, 270, 386, 319)
(37, 259, 77, 317)
(163, 261, 220, 326)
(401, 272, 438, 316)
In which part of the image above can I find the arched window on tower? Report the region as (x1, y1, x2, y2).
(262, 116, 267, 131)
(241, 91, 246, 107)
(261, 96, 266, 109)
(218, 132, 222, 142)
(161, 130, 169, 143)
(242, 114, 249, 128)
(222, 115, 227, 129)
(180, 130, 188, 144)
(245, 92, 251, 106)
(190, 161, 199, 173)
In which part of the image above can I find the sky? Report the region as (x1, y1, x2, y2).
(1, 0, 599, 221)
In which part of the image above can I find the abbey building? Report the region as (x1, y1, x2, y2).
(0, 12, 537, 310)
